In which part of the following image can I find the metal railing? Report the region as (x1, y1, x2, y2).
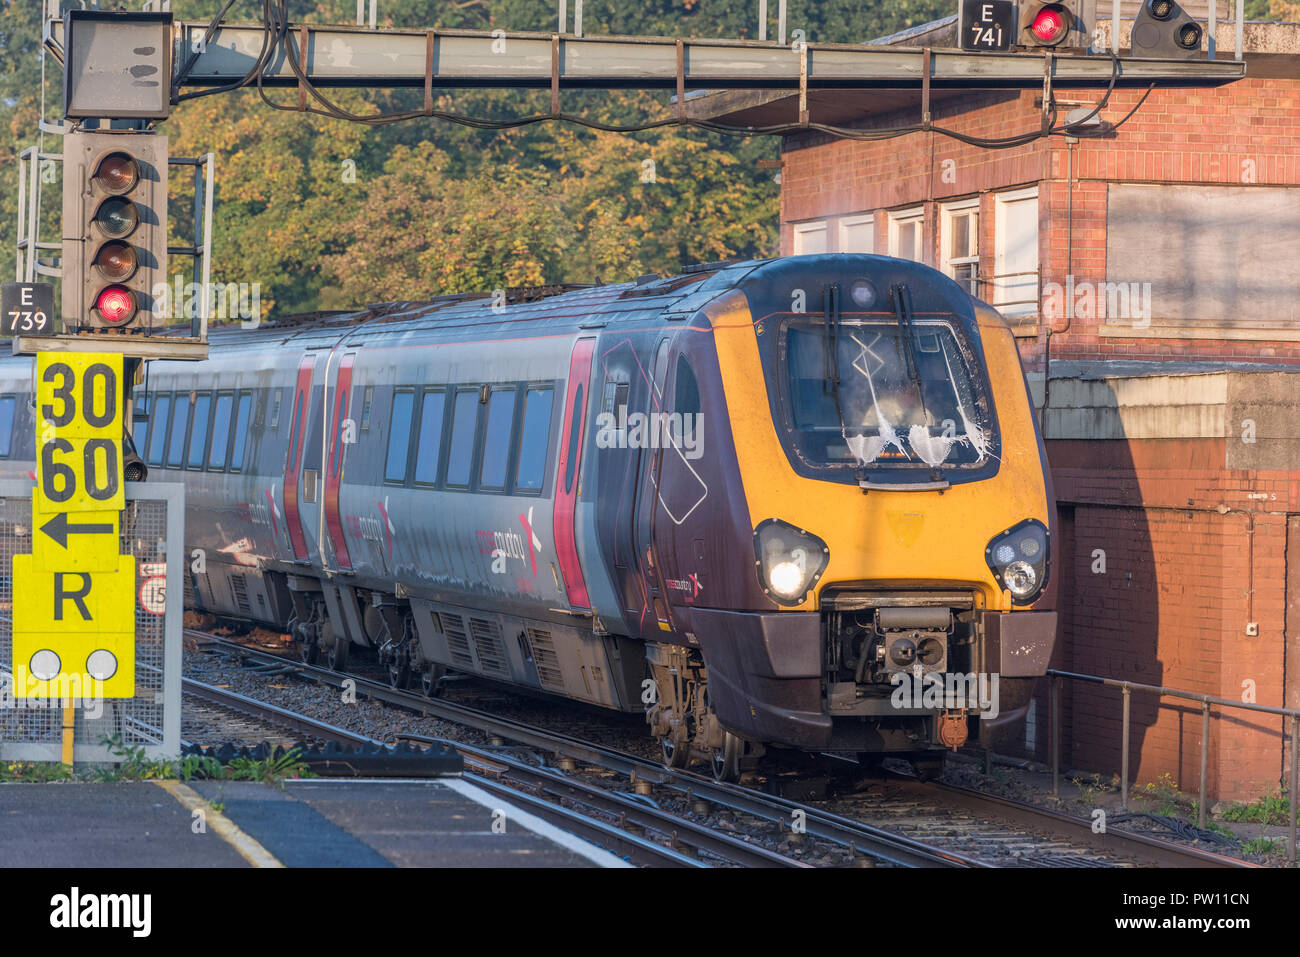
(1046, 668, 1299, 862)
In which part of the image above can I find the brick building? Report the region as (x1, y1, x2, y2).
(696, 14, 1300, 801)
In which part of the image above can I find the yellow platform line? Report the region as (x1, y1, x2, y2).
(155, 780, 285, 868)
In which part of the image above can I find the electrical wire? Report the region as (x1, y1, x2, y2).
(174, 0, 278, 103)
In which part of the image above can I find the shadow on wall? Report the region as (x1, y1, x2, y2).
(989, 374, 1168, 795)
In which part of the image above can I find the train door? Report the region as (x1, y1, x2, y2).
(553, 337, 595, 610)
(322, 352, 355, 572)
(632, 337, 674, 638)
(282, 355, 315, 562)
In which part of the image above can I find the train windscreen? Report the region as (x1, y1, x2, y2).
(784, 317, 995, 471)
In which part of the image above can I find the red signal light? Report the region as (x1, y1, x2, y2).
(94, 285, 137, 325)
(1030, 6, 1068, 44)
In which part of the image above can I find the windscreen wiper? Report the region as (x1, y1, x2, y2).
(889, 283, 930, 403)
(823, 282, 842, 399)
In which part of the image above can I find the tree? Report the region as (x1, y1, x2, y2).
(0, 1, 954, 317)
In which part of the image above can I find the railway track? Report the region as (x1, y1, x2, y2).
(181, 673, 814, 868)
(189, 630, 1255, 868)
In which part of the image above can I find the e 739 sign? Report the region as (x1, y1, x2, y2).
(959, 0, 1015, 52)
(1, 282, 56, 336)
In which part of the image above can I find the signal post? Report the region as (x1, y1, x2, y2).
(6, 10, 200, 765)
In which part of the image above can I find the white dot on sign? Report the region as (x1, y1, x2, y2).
(30, 650, 60, 681)
(87, 650, 118, 680)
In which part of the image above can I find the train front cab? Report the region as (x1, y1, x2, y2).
(686, 255, 1058, 765)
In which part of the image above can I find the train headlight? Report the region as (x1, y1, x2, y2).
(754, 519, 829, 606)
(985, 519, 1049, 604)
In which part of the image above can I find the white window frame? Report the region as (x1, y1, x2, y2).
(791, 220, 829, 256)
(888, 207, 925, 262)
(838, 214, 875, 255)
(940, 197, 980, 296)
(993, 186, 1040, 320)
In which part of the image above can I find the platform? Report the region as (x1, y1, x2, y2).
(0, 779, 629, 868)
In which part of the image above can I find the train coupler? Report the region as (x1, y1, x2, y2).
(937, 709, 969, 751)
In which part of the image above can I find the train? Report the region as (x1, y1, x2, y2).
(0, 254, 1058, 781)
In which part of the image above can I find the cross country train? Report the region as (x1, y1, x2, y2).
(0, 254, 1058, 780)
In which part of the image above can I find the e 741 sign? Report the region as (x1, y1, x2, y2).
(959, 0, 1015, 52)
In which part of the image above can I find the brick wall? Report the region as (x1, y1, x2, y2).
(780, 76, 1300, 367)
(1031, 437, 1294, 802)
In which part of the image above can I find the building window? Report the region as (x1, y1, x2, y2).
(792, 221, 828, 255)
(941, 199, 980, 297)
(839, 215, 875, 254)
(993, 187, 1039, 320)
(888, 208, 924, 262)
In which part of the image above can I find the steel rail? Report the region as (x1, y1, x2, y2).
(182, 671, 800, 867)
(400, 732, 810, 868)
(193, 632, 977, 867)
(924, 781, 1258, 869)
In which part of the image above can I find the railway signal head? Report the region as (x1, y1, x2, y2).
(1131, 0, 1205, 59)
(62, 131, 168, 333)
(1015, 1, 1091, 50)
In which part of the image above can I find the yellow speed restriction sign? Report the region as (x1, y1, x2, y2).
(34, 353, 124, 514)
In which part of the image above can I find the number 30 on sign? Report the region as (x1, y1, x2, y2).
(35, 353, 124, 514)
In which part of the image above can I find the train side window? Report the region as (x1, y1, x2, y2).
(0, 395, 14, 458)
(208, 393, 234, 471)
(132, 395, 150, 453)
(148, 395, 172, 467)
(269, 389, 283, 429)
(186, 393, 212, 469)
(413, 390, 447, 485)
(165, 396, 190, 469)
(384, 390, 415, 484)
(515, 387, 553, 493)
(445, 388, 480, 488)
(230, 392, 253, 473)
(479, 387, 516, 491)
(674, 355, 701, 445)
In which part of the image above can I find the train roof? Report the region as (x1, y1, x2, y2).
(0, 254, 978, 363)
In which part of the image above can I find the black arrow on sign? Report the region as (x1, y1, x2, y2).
(39, 512, 115, 549)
